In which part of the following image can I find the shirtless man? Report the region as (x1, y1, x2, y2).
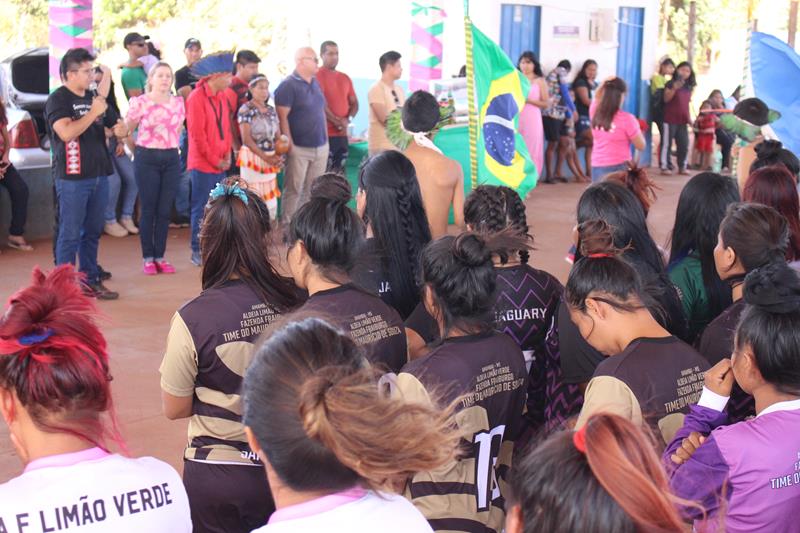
(401, 90, 464, 238)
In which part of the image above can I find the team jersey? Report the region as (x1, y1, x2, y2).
(0, 448, 191, 532)
(299, 283, 407, 372)
(493, 264, 583, 429)
(160, 280, 299, 465)
(396, 331, 528, 532)
(577, 336, 710, 445)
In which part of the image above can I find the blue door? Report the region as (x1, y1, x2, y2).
(500, 4, 541, 64)
(616, 7, 644, 115)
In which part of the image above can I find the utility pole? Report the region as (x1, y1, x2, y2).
(790, 0, 798, 49)
(688, 0, 697, 63)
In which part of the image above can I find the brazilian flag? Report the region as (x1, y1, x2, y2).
(470, 23, 537, 196)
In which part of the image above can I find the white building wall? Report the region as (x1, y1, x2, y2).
(284, 0, 659, 133)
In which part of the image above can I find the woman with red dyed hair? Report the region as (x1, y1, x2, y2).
(506, 413, 688, 533)
(0, 265, 191, 531)
(742, 164, 800, 264)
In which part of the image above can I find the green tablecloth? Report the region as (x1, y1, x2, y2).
(344, 124, 472, 221)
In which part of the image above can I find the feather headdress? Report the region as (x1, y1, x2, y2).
(191, 51, 235, 79)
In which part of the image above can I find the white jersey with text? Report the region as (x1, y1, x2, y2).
(0, 448, 191, 533)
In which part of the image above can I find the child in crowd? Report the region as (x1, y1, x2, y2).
(692, 100, 719, 170)
(568, 220, 709, 445)
(397, 231, 529, 531)
(0, 266, 191, 531)
(243, 317, 458, 532)
(160, 180, 302, 532)
(287, 177, 407, 373)
(119, 41, 162, 74)
(506, 414, 686, 533)
(666, 261, 800, 532)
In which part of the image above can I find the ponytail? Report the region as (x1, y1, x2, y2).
(243, 317, 459, 493)
(0, 265, 123, 452)
(509, 413, 688, 533)
(566, 220, 654, 315)
(603, 163, 659, 216)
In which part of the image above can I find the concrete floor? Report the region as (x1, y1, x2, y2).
(0, 171, 692, 480)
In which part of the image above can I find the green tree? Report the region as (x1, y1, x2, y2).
(662, 0, 750, 68)
(95, 0, 179, 48)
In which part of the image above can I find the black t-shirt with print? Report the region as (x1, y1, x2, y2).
(175, 65, 198, 92)
(400, 331, 528, 531)
(299, 283, 407, 373)
(593, 336, 710, 433)
(350, 238, 396, 310)
(45, 86, 116, 180)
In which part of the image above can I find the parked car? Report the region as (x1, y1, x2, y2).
(0, 46, 54, 241)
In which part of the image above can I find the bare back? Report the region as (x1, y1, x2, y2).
(404, 142, 465, 238)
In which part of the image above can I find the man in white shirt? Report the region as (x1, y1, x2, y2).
(367, 51, 405, 155)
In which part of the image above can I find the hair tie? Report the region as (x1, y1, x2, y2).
(573, 425, 587, 454)
(209, 182, 249, 204)
(587, 253, 612, 259)
(18, 329, 54, 346)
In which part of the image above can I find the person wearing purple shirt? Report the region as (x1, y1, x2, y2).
(665, 261, 800, 533)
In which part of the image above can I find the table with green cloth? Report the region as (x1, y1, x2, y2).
(276, 124, 471, 220)
(343, 124, 471, 222)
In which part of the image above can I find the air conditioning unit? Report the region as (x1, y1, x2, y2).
(589, 9, 616, 42)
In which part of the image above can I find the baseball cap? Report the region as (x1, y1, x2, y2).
(184, 38, 202, 50)
(123, 32, 149, 47)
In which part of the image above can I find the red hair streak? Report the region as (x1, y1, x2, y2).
(0, 265, 125, 453)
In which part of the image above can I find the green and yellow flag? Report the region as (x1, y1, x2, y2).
(468, 22, 537, 196)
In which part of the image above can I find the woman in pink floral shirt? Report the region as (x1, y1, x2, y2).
(125, 62, 185, 275)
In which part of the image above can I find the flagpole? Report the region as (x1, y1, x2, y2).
(463, 0, 478, 190)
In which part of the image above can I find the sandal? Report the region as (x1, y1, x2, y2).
(7, 239, 33, 252)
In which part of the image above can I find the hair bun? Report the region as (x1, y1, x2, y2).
(452, 233, 492, 268)
(754, 140, 783, 160)
(309, 173, 352, 204)
(743, 262, 800, 314)
(578, 220, 621, 258)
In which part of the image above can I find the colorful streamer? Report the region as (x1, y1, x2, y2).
(410, 1, 446, 92)
(49, 0, 93, 92)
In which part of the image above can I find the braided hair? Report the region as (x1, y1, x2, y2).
(358, 152, 431, 318)
(463, 185, 532, 264)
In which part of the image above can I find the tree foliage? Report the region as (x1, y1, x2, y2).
(95, 0, 179, 48)
(662, 0, 750, 68)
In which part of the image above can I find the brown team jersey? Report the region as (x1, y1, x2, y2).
(396, 331, 528, 533)
(576, 336, 710, 445)
(299, 283, 407, 373)
(160, 280, 296, 465)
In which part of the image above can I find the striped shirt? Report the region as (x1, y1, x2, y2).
(160, 280, 292, 465)
(396, 332, 528, 532)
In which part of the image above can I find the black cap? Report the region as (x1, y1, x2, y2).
(123, 32, 149, 47)
(184, 38, 202, 50)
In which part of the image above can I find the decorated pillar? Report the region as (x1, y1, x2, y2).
(410, 2, 446, 92)
(49, 0, 93, 91)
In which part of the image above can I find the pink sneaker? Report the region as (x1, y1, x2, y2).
(156, 260, 176, 274)
(143, 261, 158, 275)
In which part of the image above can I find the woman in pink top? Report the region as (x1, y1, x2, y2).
(589, 77, 645, 182)
(517, 51, 549, 175)
(125, 62, 186, 275)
